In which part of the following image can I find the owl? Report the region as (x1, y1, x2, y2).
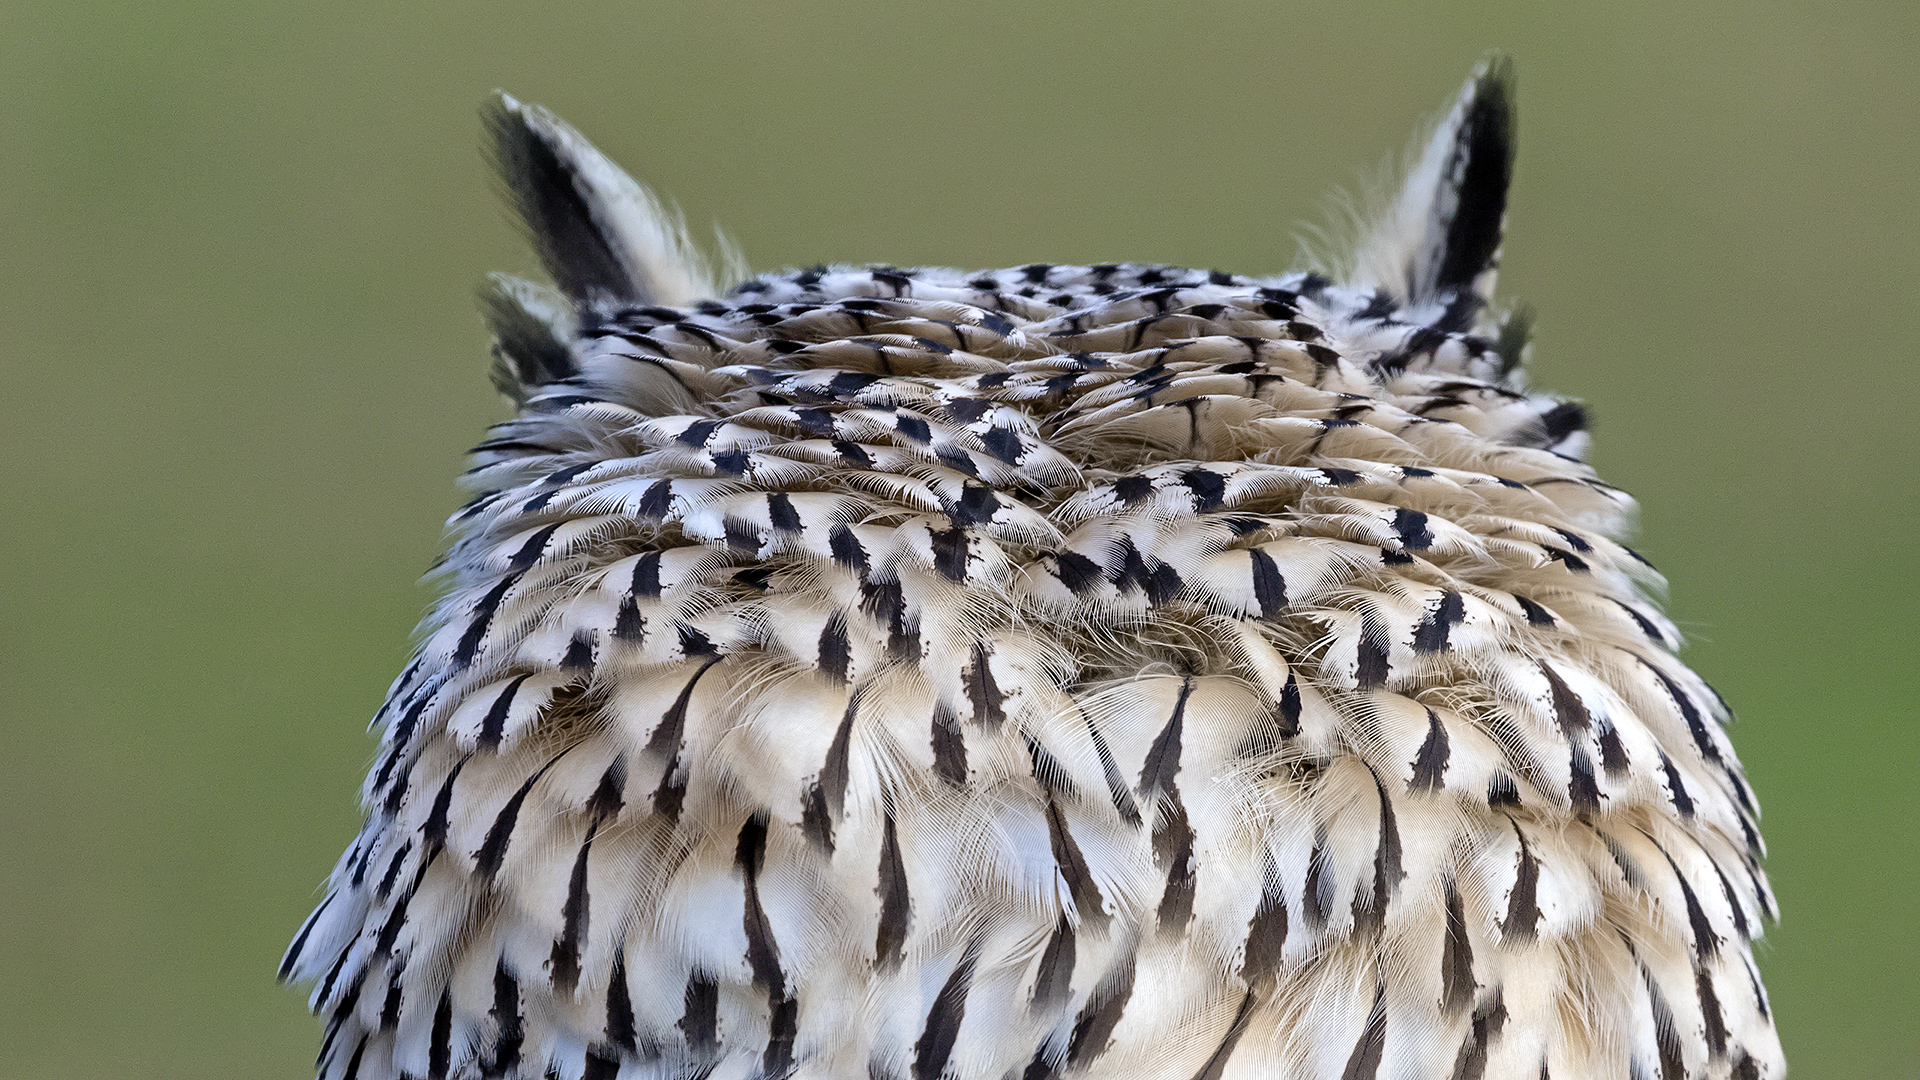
(283, 60, 1783, 1080)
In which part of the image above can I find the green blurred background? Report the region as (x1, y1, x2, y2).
(2, 2, 1913, 1076)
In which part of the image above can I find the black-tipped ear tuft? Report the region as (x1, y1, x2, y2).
(483, 92, 740, 308)
(1353, 57, 1518, 305)
(485, 93, 646, 304)
(480, 273, 577, 402)
(1432, 57, 1517, 297)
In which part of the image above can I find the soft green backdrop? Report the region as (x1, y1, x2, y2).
(2, 2, 1913, 1076)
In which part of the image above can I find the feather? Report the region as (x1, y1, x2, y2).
(288, 69, 1782, 1080)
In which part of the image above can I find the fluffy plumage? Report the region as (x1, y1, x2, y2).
(285, 63, 1782, 1080)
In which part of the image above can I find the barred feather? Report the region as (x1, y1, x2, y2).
(287, 59, 1781, 1080)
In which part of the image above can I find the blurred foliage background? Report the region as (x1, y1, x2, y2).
(2, 2, 1914, 1076)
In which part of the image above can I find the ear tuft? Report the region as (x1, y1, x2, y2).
(480, 273, 577, 402)
(1353, 57, 1517, 304)
(483, 92, 744, 307)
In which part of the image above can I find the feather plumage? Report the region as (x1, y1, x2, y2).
(287, 61, 1781, 1080)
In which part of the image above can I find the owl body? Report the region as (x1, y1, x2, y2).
(286, 65, 1783, 1080)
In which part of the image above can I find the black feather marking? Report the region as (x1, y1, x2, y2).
(1431, 58, 1516, 297)
(1086, 714, 1144, 828)
(765, 994, 799, 1078)
(562, 632, 596, 670)
(648, 658, 724, 821)
(474, 748, 573, 882)
(1514, 595, 1554, 626)
(629, 550, 664, 597)
(799, 781, 834, 855)
(340, 1036, 368, 1080)
(722, 515, 761, 552)
(509, 522, 562, 570)
(1248, 547, 1288, 616)
(1449, 987, 1507, 1080)
(828, 523, 869, 572)
(1275, 672, 1302, 738)
(964, 640, 1005, 726)
(1032, 914, 1075, 1013)
(1643, 965, 1687, 1080)
(1187, 991, 1258, 1080)
(1181, 468, 1226, 510)
(912, 948, 978, 1080)
(1615, 599, 1665, 643)
(1697, 967, 1729, 1059)
(1442, 878, 1477, 1014)
(636, 478, 674, 519)
(1538, 401, 1588, 445)
(1113, 474, 1154, 503)
(587, 754, 626, 822)
(929, 526, 970, 582)
(1487, 771, 1520, 808)
(736, 815, 786, 993)
(931, 704, 968, 786)
(982, 426, 1023, 464)
(1501, 822, 1542, 943)
(377, 967, 402, 1030)
(613, 594, 646, 642)
(1240, 858, 1289, 984)
(832, 438, 874, 468)
(1712, 858, 1752, 940)
(875, 811, 910, 972)
(1743, 954, 1770, 1020)
(455, 572, 522, 668)
(679, 971, 719, 1058)
(1339, 982, 1388, 1080)
(429, 986, 453, 1079)
(423, 755, 471, 857)
(819, 692, 859, 822)
(861, 578, 918, 658)
(1391, 507, 1434, 550)
(280, 891, 334, 981)
(1136, 678, 1193, 798)
(1412, 590, 1466, 653)
(605, 952, 637, 1052)
(894, 413, 932, 443)
(949, 482, 996, 524)
(1598, 722, 1631, 777)
(1658, 750, 1696, 818)
(1154, 797, 1197, 937)
(550, 818, 599, 995)
(1409, 708, 1451, 792)
(1053, 550, 1105, 594)
(375, 840, 412, 902)
(1065, 955, 1135, 1067)
(583, 1049, 620, 1080)
(766, 492, 802, 532)
(1356, 613, 1392, 689)
(1354, 772, 1405, 937)
(1046, 798, 1109, 929)
(1649, 836, 1720, 961)
(1570, 745, 1602, 818)
(479, 674, 534, 750)
(1642, 661, 1723, 764)
(817, 615, 851, 683)
(1542, 545, 1589, 572)
(733, 819, 799, 1077)
(1024, 734, 1078, 798)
